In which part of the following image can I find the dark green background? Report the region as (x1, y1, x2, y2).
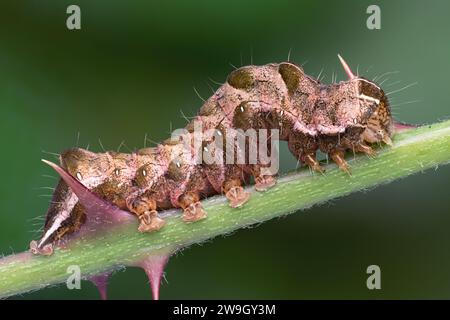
(0, 0, 449, 299)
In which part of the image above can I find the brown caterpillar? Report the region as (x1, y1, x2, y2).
(30, 55, 393, 256)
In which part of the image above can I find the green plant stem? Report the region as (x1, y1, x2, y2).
(1, 120, 450, 298)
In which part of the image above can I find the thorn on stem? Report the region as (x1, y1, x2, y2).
(89, 272, 112, 300)
(137, 255, 170, 300)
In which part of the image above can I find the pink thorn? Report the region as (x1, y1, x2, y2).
(338, 54, 356, 79)
(394, 120, 417, 133)
(89, 272, 112, 300)
(42, 159, 132, 226)
(138, 255, 170, 300)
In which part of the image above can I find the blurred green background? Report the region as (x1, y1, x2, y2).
(0, 0, 449, 299)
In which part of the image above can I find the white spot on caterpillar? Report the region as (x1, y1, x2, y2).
(176, 162, 181, 168)
(358, 94, 380, 104)
(114, 169, 120, 176)
(142, 169, 147, 177)
(76, 172, 82, 180)
(240, 106, 244, 112)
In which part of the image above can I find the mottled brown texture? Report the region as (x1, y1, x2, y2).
(32, 61, 393, 253)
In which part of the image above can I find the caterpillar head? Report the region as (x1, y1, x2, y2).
(338, 55, 394, 145)
(357, 79, 393, 145)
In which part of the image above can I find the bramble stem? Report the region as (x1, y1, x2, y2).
(1, 120, 449, 298)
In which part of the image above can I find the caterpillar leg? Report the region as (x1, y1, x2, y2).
(179, 192, 207, 223)
(29, 240, 53, 256)
(138, 210, 166, 232)
(301, 152, 325, 174)
(354, 143, 376, 156)
(255, 175, 277, 192)
(223, 179, 251, 208)
(288, 134, 324, 174)
(129, 196, 165, 232)
(251, 165, 277, 192)
(329, 149, 351, 175)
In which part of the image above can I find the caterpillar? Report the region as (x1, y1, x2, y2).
(30, 55, 393, 256)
